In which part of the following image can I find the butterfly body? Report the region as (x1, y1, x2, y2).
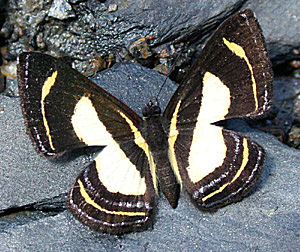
(141, 101, 181, 208)
(17, 9, 273, 234)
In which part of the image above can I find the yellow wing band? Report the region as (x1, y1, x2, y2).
(202, 138, 249, 202)
(78, 179, 146, 216)
(168, 100, 182, 185)
(223, 38, 258, 111)
(41, 71, 58, 150)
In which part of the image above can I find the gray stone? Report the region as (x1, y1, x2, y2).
(1, 77, 19, 97)
(0, 95, 92, 211)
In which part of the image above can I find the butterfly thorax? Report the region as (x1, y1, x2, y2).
(141, 101, 180, 208)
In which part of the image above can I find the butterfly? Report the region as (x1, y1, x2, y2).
(17, 9, 272, 234)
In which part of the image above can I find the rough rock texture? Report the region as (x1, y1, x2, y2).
(4, 0, 299, 71)
(5, 0, 245, 63)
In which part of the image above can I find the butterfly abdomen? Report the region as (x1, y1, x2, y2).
(141, 114, 180, 208)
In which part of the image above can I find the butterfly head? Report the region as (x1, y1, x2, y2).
(142, 98, 161, 118)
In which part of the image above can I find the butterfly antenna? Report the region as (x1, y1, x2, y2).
(156, 47, 185, 101)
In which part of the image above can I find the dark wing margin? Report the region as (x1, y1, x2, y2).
(18, 52, 158, 234)
(17, 52, 142, 157)
(165, 10, 272, 209)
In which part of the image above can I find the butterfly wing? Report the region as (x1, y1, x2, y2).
(164, 9, 272, 209)
(18, 52, 157, 233)
(18, 52, 140, 157)
(68, 144, 156, 234)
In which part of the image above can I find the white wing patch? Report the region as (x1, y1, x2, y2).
(72, 96, 112, 145)
(187, 72, 231, 183)
(95, 146, 146, 195)
(188, 124, 227, 183)
(198, 72, 231, 123)
(72, 96, 146, 196)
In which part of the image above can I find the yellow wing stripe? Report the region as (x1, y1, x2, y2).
(41, 71, 58, 150)
(202, 138, 249, 202)
(118, 111, 158, 192)
(168, 100, 182, 185)
(223, 37, 258, 111)
(78, 179, 146, 216)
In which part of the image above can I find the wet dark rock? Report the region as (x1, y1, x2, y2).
(3, 0, 299, 73)
(34, 32, 47, 49)
(108, 4, 118, 13)
(0, 21, 13, 40)
(0, 0, 7, 31)
(4, 0, 246, 72)
(0, 59, 16, 78)
(273, 78, 298, 129)
(83, 54, 108, 76)
(249, 76, 300, 148)
(69, 0, 83, 4)
(272, 77, 300, 147)
(288, 125, 300, 148)
(128, 37, 155, 67)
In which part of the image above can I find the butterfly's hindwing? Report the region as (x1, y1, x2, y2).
(68, 151, 156, 234)
(68, 98, 158, 233)
(172, 127, 265, 209)
(165, 9, 272, 209)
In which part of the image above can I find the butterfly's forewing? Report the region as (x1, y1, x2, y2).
(18, 52, 157, 234)
(18, 53, 140, 157)
(165, 9, 272, 209)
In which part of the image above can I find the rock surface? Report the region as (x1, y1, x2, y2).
(4, 0, 300, 70)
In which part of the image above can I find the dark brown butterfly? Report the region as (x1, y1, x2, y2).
(17, 9, 272, 234)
